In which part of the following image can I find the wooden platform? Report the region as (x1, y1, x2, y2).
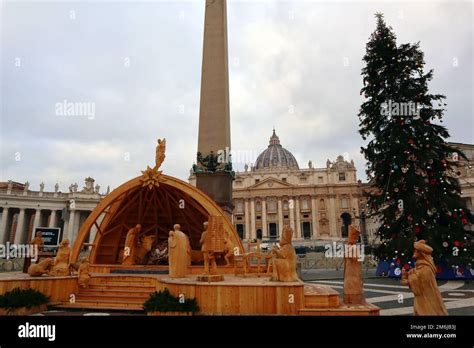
(0, 271, 379, 315)
(160, 276, 377, 315)
(0, 272, 78, 304)
(303, 284, 340, 308)
(158, 275, 305, 315)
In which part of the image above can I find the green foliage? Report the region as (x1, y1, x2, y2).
(0, 288, 49, 311)
(143, 288, 199, 313)
(358, 13, 473, 269)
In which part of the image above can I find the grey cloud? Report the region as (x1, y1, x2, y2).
(1, 0, 472, 190)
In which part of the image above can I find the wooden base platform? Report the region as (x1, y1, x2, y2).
(157, 276, 378, 315)
(0, 272, 78, 304)
(0, 270, 379, 316)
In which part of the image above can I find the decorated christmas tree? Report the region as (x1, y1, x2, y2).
(358, 13, 473, 272)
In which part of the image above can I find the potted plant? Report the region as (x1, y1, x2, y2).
(0, 288, 49, 315)
(143, 288, 199, 316)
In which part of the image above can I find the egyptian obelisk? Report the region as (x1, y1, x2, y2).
(193, 0, 234, 216)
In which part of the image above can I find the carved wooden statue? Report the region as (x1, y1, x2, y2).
(223, 230, 235, 266)
(401, 240, 448, 316)
(200, 216, 235, 273)
(168, 224, 191, 278)
(271, 226, 299, 282)
(122, 224, 141, 265)
(155, 138, 166, 170)
(206, 216, 226, 252)
(78, 257, 91, 288)
(135, 235, 156, 264)
(51, 239, 71, 276)
(30, 232, 44, 248)
(23, 232, 44, 273)
(27, 257, 53, 277)
(343, 225, 364, 304)
(200, 221, 217, 274)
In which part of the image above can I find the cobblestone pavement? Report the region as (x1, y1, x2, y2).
(302, 269, 474, 315)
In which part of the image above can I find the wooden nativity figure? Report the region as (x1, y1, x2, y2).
(401, 240, 448, 315)
(343, 225, 365, 304)
(168, 224, 191, 278)
(27, 257, 53, 277)
(271, 226, 299, 282)
(50, 239, 71, 276)
(23, 231, 44, 273)
(78, 257, 91, 288)
(122, 224, 141, 265)
(200, 221, 218, 274)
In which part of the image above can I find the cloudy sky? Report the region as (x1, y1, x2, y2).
(1, 0, 472, 193)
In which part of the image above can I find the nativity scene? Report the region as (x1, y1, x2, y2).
(0, 0, 379, 317)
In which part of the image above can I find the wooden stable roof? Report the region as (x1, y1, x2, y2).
(71, 174, 243, 264)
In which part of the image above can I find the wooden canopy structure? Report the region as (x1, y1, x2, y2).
(71, 174, 243, 265)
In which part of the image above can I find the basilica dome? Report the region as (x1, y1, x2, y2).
(254, 130, 299, 170)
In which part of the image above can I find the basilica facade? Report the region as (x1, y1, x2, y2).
(190, 130, 365, 246)
(231, 130, 366, 245)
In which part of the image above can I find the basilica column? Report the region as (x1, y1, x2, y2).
(250, 199, 256, 240)
(289, 196, 295, 230)
(351, 195, 359, 215)
(14, 208, 26, 244)
(295, 197, 302, 239)
(48, 210, 57, 228)
(261, 199, 268, 238)
(329, 195, 338, 237)
(277, 198, 283, 235)
(72, 210, 82, 242)
(33, 209, 41, 230)
(63, 218, 69, 241)
(311, 196, 318, 238)
(67, 209, 76, 241)
(244, 199, 250, 240)
(0, 208, 10, 243)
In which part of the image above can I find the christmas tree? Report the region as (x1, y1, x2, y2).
(358, 13, 473, 272)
